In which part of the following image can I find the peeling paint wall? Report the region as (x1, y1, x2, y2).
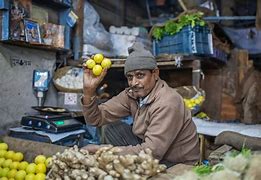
(0, 44, 58, 131)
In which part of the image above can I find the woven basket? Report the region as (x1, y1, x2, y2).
(175, 86, 205, 115)
(53, 66, 83, 93)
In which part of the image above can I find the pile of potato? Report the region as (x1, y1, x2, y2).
(47, 145, 166, 180)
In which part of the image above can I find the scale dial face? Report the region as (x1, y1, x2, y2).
(33, 70, 50, 91)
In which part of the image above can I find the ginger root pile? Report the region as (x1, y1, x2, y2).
(46, 145, 166, 180)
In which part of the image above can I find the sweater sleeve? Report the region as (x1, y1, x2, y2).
(82, 90, 132, 126)
(118, 93, 186, 161)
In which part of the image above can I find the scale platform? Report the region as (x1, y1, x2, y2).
(21, 114, 83, 133)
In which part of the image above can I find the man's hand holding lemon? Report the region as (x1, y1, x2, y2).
(83, 53, 111, 105)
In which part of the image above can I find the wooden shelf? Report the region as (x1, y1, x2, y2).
(0, 0, 71, 49)
(111, 55, 226, 70)
(1, 40, 69, 53)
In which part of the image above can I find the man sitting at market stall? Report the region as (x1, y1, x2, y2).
(81, 42, 200, 167)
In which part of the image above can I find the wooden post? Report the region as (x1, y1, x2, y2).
(192, 60, 201, 88)
(235, 49, 249, 84)
(256, 0, 261, 30)
(220, 49, 250, 121)
(199, 134, 205, 163)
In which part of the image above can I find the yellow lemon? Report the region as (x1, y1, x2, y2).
(25, 174, 35, 180)
(35, 163, 46, 174)
(0, 167, 3, 177)
(93, 53, 104, 64)
(101, 58, 112, 69)
(4, 151, 14, 160)
(0, 158, 5, 166)
(25, 163, 36, 174)
(85, 59, 96, 69)
(10, 161, 19, 169)
(2, 159, 12, 168)
(92, 65, 103, 76)
(194, 99, 201, 105)
(34, 155, 46, 165)
(14, 170, 26, 180)
(198, 96, 204, 101)
(0, 143, 8, 151)
(18, 161, 28, 171)
(1, 167, 9, 177)
(0, 150, 6, 158)
(45, 157, 52, 167)
(7, 169, 16, 179)
(187, 103, 193, 109)
(12, 152, 23, 162)
(34, 173, 45, 180)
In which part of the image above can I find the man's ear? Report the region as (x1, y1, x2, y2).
(153, 69, 159, 79)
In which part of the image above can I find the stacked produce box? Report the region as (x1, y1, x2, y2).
(152, 11, 213, 56)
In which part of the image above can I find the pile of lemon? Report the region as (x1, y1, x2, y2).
(183, 95, 205, 110)
(0, 142, 51, 180)
(85, 53, 112, 76)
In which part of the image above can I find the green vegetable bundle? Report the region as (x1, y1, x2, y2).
(152, 11, 206, 40)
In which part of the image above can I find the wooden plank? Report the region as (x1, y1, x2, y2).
(201, 69, 223, 120)
(220, 49, 251, 121)
(256, 0, 261, 30)
(220, 0, 235, 26)
(111, 59, 197, 69)
(220, 49, 240, 121)
(230, 49, 249, 85)
(236, 49, 249, 84)
(2, 136, 67, 162)
(221, 94, 237, 120)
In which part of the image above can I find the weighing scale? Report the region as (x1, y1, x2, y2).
(21, 113, 83, 133)
(19, 70, 84, 134)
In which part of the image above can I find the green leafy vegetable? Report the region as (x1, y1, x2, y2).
(241, 146, 251, 158)
(229, 146, 251, 158)
(193, 164, 212, 176)
(211, 163, 224, 172)
(152, 27, 164, 40)
(164, 20, 178, 35)
(152, 11, 206, 40)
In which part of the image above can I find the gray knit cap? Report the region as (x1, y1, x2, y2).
(124, 42, 157, 75)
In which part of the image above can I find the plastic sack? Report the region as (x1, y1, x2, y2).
(83, 1, 112, 50)
(223, 27, 261, 55)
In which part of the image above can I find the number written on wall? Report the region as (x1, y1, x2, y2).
(10, 57, 31, 67)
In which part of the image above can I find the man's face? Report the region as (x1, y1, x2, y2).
(126, 69, 159, 99)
